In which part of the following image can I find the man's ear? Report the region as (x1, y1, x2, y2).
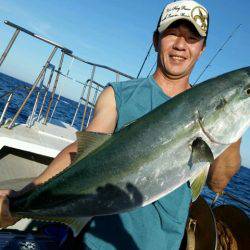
(198, 43, 206, 57)
(153, 31, 159, 53)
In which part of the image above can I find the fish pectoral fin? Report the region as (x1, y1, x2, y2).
(75, 131, 111, 163)
(189, 165, 209, 202)
(188, 137, 214, 168)
(188, 137, 214, 202)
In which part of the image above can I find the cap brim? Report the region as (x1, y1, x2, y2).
(158, 16, 206, 37)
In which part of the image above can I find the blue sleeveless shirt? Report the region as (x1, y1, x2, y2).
(83, 76, 191, 250)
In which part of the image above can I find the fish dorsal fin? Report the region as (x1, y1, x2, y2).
(188, 137, 214, 201)
(75, 131, 111, 163)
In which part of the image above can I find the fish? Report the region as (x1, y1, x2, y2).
(3, 67, 250, 235)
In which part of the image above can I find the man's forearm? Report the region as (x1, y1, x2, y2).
(14, 141, 78, 196)
(207, 139, 241, 193)
(33, 141, 77, 185)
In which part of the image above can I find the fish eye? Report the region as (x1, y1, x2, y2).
(247, 88, 250, 95)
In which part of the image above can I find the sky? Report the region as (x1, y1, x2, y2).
(0, 0, 249, 166)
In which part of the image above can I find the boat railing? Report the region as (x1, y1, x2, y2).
(0, 20, 134, 130)
(0, 68, 104, 129)
(0, 84, 34, 127)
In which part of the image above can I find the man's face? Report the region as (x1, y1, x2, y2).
(155, 20, 205, 79)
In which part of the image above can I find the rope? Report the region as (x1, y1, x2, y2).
(137, 43, 153, 78)
(216, 220, 238, 249)
(147, 61, 157, 77)
(194, 24, 242, 85)
(66, 57, 75, 76)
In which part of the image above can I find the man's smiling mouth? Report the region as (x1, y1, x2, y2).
(169, 54, 187, 62)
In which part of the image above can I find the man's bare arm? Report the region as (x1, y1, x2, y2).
(34, 86, 117, 185)
(207, 139, 241, 193)
(86, 86, 117, 134)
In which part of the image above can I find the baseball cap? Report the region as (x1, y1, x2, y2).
(158, 0, 209, 37)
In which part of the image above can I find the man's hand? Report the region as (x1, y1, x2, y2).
(0, 190, 20, 228)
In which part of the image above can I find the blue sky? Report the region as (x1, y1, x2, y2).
(0, 0, 249, 166)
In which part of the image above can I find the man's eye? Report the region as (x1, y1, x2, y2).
(167, 30, 177, 36)
(188, 36, 200, 42)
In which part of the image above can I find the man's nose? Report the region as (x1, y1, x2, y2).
(173, 36, 186, 51)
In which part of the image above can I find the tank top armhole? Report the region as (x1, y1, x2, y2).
(107, 82, 122, 114)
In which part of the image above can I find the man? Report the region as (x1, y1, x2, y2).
(0, 1, 241, 249)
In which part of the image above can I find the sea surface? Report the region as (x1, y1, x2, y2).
(0, 72, 249, 217)
(0, 72, 91, 130)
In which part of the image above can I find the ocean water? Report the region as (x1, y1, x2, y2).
(202, 167, 250, 217)
(0, 72, 249, 217)
(0, 72, 92, 130)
